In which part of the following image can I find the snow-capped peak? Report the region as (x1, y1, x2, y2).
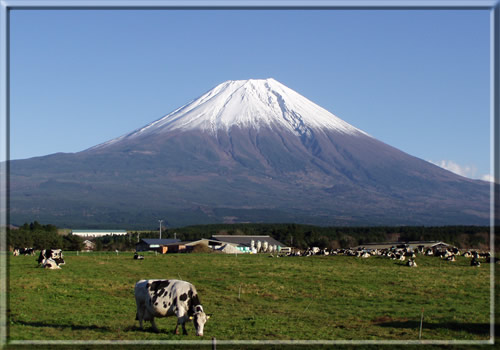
(92, 78, 368, 149)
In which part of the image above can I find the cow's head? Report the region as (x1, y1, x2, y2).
(190, 305, 210, 336)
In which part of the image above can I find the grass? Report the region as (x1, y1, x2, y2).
(7, 251, 493, 344)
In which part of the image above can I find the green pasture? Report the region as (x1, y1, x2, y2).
(7, 251, 493, 342)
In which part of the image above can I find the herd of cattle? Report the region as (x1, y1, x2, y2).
(13, 247, 66, 269)
(12, 243, 494, 336)
(285, 245, 495, 267)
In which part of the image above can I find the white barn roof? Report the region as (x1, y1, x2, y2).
(72, 230, 127, 237)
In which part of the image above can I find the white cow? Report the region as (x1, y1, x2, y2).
(135, 279, 210, 336)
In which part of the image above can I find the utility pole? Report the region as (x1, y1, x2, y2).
(159, 219, 163, 240)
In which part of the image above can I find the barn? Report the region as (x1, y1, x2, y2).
(135, 238, 181, 252)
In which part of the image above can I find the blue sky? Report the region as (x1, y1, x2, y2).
(10, 8, 492, 180)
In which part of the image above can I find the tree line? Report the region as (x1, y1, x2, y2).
(8, 221, 83, 251)
(7, 221, 494, 251)
(164, 223, 493, 250)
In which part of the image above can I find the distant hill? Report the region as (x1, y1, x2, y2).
(8, 78, 492, 228)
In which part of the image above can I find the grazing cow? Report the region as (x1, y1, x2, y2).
(135, 279, 210, 336)
(37, 249, 65, 267)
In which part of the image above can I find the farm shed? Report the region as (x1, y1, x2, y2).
(136, 238, 180, 252)
(352, 241, 455, 251)
(72, 229, 127, 238)
(162, 239, 234, 253)
(211, 235, 287, 252)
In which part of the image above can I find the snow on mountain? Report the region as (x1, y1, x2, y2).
(92, 78, 368, 150)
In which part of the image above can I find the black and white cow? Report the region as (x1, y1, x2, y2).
(41, 258, 61, 269)
(407, 258, 417, 267)
(13, 247, 35, 256)
(134, 279, 210, 336)
(37, 249, 65, 267)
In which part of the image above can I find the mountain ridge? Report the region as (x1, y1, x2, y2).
(8, 79, 492, 228)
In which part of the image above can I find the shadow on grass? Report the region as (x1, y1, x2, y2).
(12, 320, 173, 334)
(376, 320, 490, 335)
(12, 320, 115, 332)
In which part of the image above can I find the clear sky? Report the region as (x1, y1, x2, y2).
(9, 7, 492, 181)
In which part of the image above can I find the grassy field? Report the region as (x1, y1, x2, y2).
(7, 251, 493, 345)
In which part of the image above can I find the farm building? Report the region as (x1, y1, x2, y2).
(352, 241, 455, 251)
(82, 240, 95, 251)
(136, 238, 181, 252)
(211, 235, 287, 253)
(136, 238, 228, 254)
(72, 229, 128, 238)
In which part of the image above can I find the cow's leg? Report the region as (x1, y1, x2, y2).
(135, 299, 149, 329)
(151, 317, 159, 333)
(137, 314, 144, 330)
(136, 308, 144, 330)
(174, 317, 188, 335)
(134, 300, 144, 329)
(176, 311, 189, 335)
(181, 319, 188, 335)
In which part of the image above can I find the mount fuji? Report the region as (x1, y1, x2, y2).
(9, 78, 491, 228)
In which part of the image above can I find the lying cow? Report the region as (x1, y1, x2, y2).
(41, 258, 61, 269)
(13, 247, 35, 256)
(134, 279, 210, 336)
(37, 249, 65, 267)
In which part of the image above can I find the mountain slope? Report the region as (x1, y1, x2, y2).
(8, 79, 491, 228)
